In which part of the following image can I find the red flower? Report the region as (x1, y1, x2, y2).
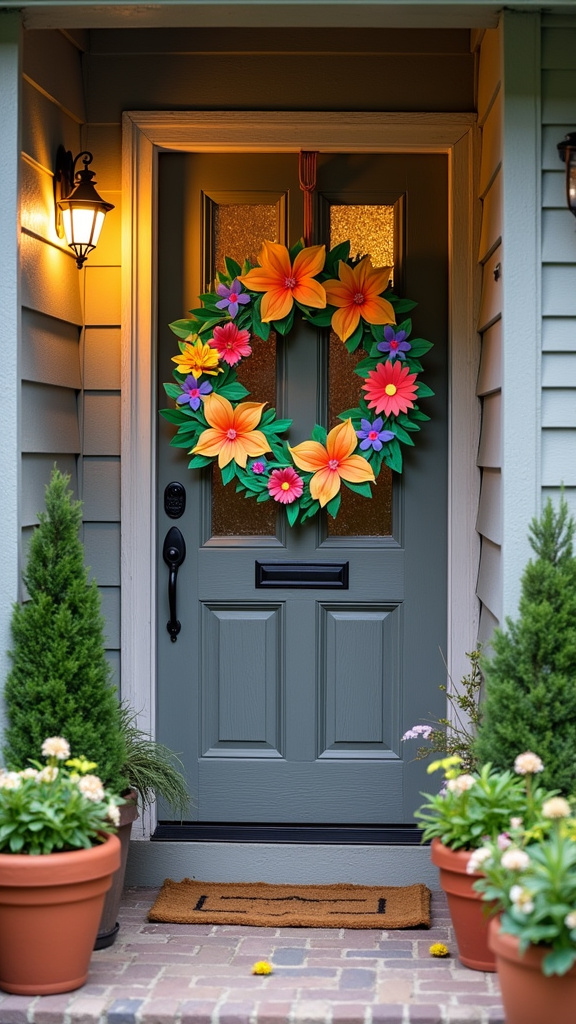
(210, 322, 252, 366)
(267, 467, 304, 504)
(362, 360, 418, 418)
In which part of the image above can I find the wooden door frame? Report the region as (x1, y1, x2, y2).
(121, 110, 480, 837)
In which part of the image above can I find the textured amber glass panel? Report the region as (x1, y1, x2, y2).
(212, 332, 277, 537)
(330, 205, 394, 274)
(212, 204, 279, 275)
(328, 331, 392, 537)
(210, 201, 279, 537)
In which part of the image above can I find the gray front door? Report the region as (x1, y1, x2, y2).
(157, 152, 447, 824)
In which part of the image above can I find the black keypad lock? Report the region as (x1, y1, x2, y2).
(164, 482, 186, 519)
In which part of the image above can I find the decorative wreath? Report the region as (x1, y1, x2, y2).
(161, 239, 434, 526)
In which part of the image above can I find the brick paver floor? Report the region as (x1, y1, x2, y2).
(0, 888, 504, 1024)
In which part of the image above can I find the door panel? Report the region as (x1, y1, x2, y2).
(157, 151, 447, 824)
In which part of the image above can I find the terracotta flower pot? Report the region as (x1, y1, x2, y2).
(489, 917, 576, 1024)
(430, 837, 496, 971)
(95, 790, 139, 949)
(0, 832, 121, 995)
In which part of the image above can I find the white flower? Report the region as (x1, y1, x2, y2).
(77, 774, 105, 803)
(501, 848, 531, 871)
(19, 768, 39, 779)
(37, 765, 59, 783)
(41, 736, 71, 761)
(514, 752, 544, 775)
(542, 797, 571, 819)
(565, 911, 576, 930)
(401, 725, 433, 741)
(510, 817, 523, 829)
(467, 847, 492, 874)
(107, 803, 120, 827)
(0, 771, 22, 790)
(510, 885, 534, 914)
(447, 774, 476, 794)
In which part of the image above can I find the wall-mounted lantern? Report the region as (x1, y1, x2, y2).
(557, 132, 576, 219)
(55, 146, 114, 268)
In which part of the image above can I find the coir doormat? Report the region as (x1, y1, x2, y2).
(148, 879, 431, 929)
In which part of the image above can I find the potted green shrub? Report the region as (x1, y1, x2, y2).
(0, 737, 122, 994)
(2, 468, 190, 949)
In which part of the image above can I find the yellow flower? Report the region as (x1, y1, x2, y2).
(172, 339, 223, 379)
(192, 393, 271, 469)
(429, 943, 449, 958)
(238, 240, 326, 323)
(251, 960, 273, 975)
(427, 755, 462, 775)
(289, 419, 375, 508)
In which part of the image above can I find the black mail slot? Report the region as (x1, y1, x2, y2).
(255, 561, 349, 589)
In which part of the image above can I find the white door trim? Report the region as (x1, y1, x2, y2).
(120, 110, 480, 837)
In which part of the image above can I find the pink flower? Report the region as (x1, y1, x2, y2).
(267, 467, 304, 504)
(210, 323, 252, 366)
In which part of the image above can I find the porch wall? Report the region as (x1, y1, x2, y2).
(475, 25, 503, 640)
(541, 13, 576, 516)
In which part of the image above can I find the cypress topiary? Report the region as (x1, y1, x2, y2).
(3, 467, 127, 791)
(474, 496, 576, 794)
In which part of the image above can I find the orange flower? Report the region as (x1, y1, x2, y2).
(238, 240, 326, 323)
(192, 393, 271, 469)
(323, 257, 396, 342)
(289, 419, 375, 507)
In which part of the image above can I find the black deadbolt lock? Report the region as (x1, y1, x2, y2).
(164, 481, 186, 519)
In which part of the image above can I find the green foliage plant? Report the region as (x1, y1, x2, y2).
(3, 468, 127, 792)
(402, 648, 483, 772)
(474, 497, 576, 794)
(0, 736, 123, 855)
(473, 801, 576, 976)
(416, 753, 555, 852)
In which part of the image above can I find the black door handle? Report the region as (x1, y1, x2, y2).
(163, 526, 186, 642)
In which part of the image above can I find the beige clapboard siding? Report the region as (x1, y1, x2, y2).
(476, 319, 502, 396)
(475, 25, 503, 632)
(21, 453, 78, 528)
(23, 29, 85, 124)
(83, 328, 121, 389)
(21, 309, 81, 389)
(21, 233, 82, 325)
(21, 382, 80, 454)
(478, 603, 499, 646)
(82, 459, 121, 521)
(83, 522, 121, 586)
(83, 393, 121, 455)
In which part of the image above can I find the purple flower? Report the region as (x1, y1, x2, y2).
(377, 325, 411, 361)
(401, 725, 433, 741)
(215, 279, 251, 318)
(249, 457, 268, 475)
(176, 375, 212, 411)
(356, 418, 395, 452)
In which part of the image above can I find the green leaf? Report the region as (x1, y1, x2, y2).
(225, 256, 242, 279)
(416, 382, 435, 399)
(256, 491, 270, 502)
(370, 324, 385, 344)
(164, 382, 184, 400)
(408, 337, 434, 357)
(345, 321, 366, 353)
(383, 438, 403, 473)
(169, 319, 198, 339)
(326, 492, 342, 518)
(220, 461, 236, 486)
(160, 408, 190, 425)
(344, 480, 373, 498)
(304, 307, 333, 327)
(274, 307, 294, 336)
(391, 423, 415, 445)
(311, 424, 327, 445)
(396, 318, 412, 336)
(388, 295, 417, 313)
(325, 240, 350, 273)
(289, 238, 305, 260)
(188, 454, 213, 469)
(286, 501, 301, 527)
(252, 295, 270, 341)
(354, 355, 380, 377)
(265, 418, 292, 435)
(219, 382, 250, 400)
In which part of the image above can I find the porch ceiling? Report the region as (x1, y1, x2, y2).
(14, 1, 509, 31)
